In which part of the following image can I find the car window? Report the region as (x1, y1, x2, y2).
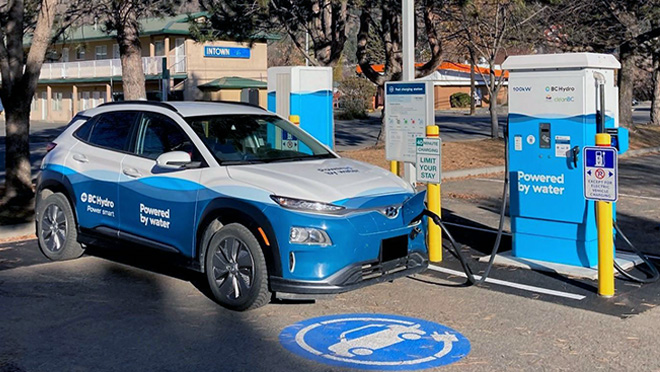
(87, 111, 138, 151)
(135, 112, 200, 161)
(73, 117, 93, 141)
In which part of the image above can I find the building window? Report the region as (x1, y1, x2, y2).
(31, 95, 38, 112)
(76, 46, 86, 60)
(113, 44, 120, 59)
(154, 40, 165, 56)
(52, 92, 63, 112)
(95, 45, 108, 60)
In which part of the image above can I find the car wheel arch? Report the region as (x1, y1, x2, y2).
(196, 199, 281, 278)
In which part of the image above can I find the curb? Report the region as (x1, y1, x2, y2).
(443, 166, 505, 180)
(0, 222, 35, 241)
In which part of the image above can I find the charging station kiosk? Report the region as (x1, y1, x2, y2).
(267, 66, 335, 149)
(503, 53, 629, 267)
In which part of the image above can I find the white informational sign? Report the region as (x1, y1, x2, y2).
(384, 81, 435, 163)
(416, 137, 441, 184)
(583, 146, 618, 202)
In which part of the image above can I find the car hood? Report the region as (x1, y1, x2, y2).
(226, 158, 414, 205)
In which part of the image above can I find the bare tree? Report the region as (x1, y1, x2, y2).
(194, 0, 350, 66)
(539, 0, 660, 127)
(450, 0, 546, 138)
(356, 0, 443, 144)
(0, 0, 62, 201)
(90, 0, 181, 100)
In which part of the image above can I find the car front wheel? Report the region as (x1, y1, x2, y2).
(204, 223, 270, 311)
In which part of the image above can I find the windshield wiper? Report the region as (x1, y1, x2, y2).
(219, 159, 266, 166)
(262, 154, 336, 163)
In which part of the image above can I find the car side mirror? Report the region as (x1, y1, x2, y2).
(156, 151, 192, 169)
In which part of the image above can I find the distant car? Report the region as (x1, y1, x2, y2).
(632, 99, 639, 106)
(35, 101, 428, 311)
(328, 323, 426, 357)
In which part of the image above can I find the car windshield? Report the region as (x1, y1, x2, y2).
(185, 114, 335, 165)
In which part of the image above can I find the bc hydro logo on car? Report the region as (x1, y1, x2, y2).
(279, 313, 470, 370)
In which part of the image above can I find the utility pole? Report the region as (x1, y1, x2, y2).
(402, 0, 417, 185)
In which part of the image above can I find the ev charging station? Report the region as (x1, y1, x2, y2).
(267, 66, 335, 149)
(503, 53, 628, 268)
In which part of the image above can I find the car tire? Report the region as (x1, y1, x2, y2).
(36, 192, 85, 261)
(204, 223, 270, 311)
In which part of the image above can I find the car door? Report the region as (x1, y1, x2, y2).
(118, 111, 204, 257)
(65, 111, 139, 233)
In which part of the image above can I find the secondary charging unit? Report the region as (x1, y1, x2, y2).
(267, 66, 335, 149)
(502, 53, 629, 268)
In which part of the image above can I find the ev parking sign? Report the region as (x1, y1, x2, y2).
(583, 146, 618, 202)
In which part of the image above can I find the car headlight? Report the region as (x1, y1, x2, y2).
(271, 195, 345, 213)
(290, 227, 332, 246)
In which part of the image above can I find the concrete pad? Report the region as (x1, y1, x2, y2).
(478, 251, 644, 280)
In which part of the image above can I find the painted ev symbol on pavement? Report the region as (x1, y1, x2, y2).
(279, 313, 470, 370)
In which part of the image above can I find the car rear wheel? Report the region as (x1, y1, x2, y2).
(204, 223, 270, 311)
(36, 192, 85, 261)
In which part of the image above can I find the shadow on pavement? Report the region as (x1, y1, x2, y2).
(0, 240, 323, 372)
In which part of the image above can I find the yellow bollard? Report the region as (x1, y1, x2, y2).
(596, 133, 615, 297)
(390, 161, 399, 176)
(426, 125, 442, 262)
(289, 115, 301, 125)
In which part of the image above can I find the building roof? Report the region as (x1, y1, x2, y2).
(356, 61, 509, 78)
(26, 12, 279, 46)
(197, 76, 267, 91)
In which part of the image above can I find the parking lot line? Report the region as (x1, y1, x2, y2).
(427, 265, 587, 300)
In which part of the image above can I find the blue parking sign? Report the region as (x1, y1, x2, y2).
(583, 146, 618, 202)
(279, 313, 470, 370)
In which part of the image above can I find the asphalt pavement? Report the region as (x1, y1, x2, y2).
(1, 153, 660, 371)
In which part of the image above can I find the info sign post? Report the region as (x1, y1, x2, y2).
(416, 137, 441, 184)
(583, 146, 618, 202)
(384, 81, 435, 178)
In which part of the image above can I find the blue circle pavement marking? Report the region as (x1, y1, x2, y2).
(279, 313, 471, 370)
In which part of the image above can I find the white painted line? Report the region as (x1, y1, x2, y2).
(619, 193, 660, 202)
(427, 265, 586, 301)
(475, 178, 505, 183)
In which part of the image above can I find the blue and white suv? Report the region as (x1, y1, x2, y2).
(36, 101, 428, 310)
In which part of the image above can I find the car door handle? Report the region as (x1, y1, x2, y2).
(122, 167, 142, 178)
(72, 153, 88, 163)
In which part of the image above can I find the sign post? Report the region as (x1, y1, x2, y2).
(417, 125, 442, 262)
(583, 133, 618, 297)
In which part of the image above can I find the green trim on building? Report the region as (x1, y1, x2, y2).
(198, 76, 267, 91)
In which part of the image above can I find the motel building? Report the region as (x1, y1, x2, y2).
(358, 62, 509, 110)
(27, 13, 271, 123)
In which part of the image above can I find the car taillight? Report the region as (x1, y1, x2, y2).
(45, 142, 57, 153)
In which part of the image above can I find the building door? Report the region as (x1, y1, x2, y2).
(82, 92, 91, 110)
(174, 38, 185, 73)
(41, 92, 47, 120)
(93, 91, 101, 107)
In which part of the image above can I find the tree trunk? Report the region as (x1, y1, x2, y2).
(618, 44, 635, 127)
(489, 70, 499, 138)
(651, 51, 660, 126)
(116, 10, 146, 100)
(469, 55, 476, 116)
(3, 104, 33, 200)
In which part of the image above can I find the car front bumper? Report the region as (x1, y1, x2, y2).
(269, 250, 428, 294)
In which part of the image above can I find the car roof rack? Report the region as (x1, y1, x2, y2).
(98, 100, 179, 113)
